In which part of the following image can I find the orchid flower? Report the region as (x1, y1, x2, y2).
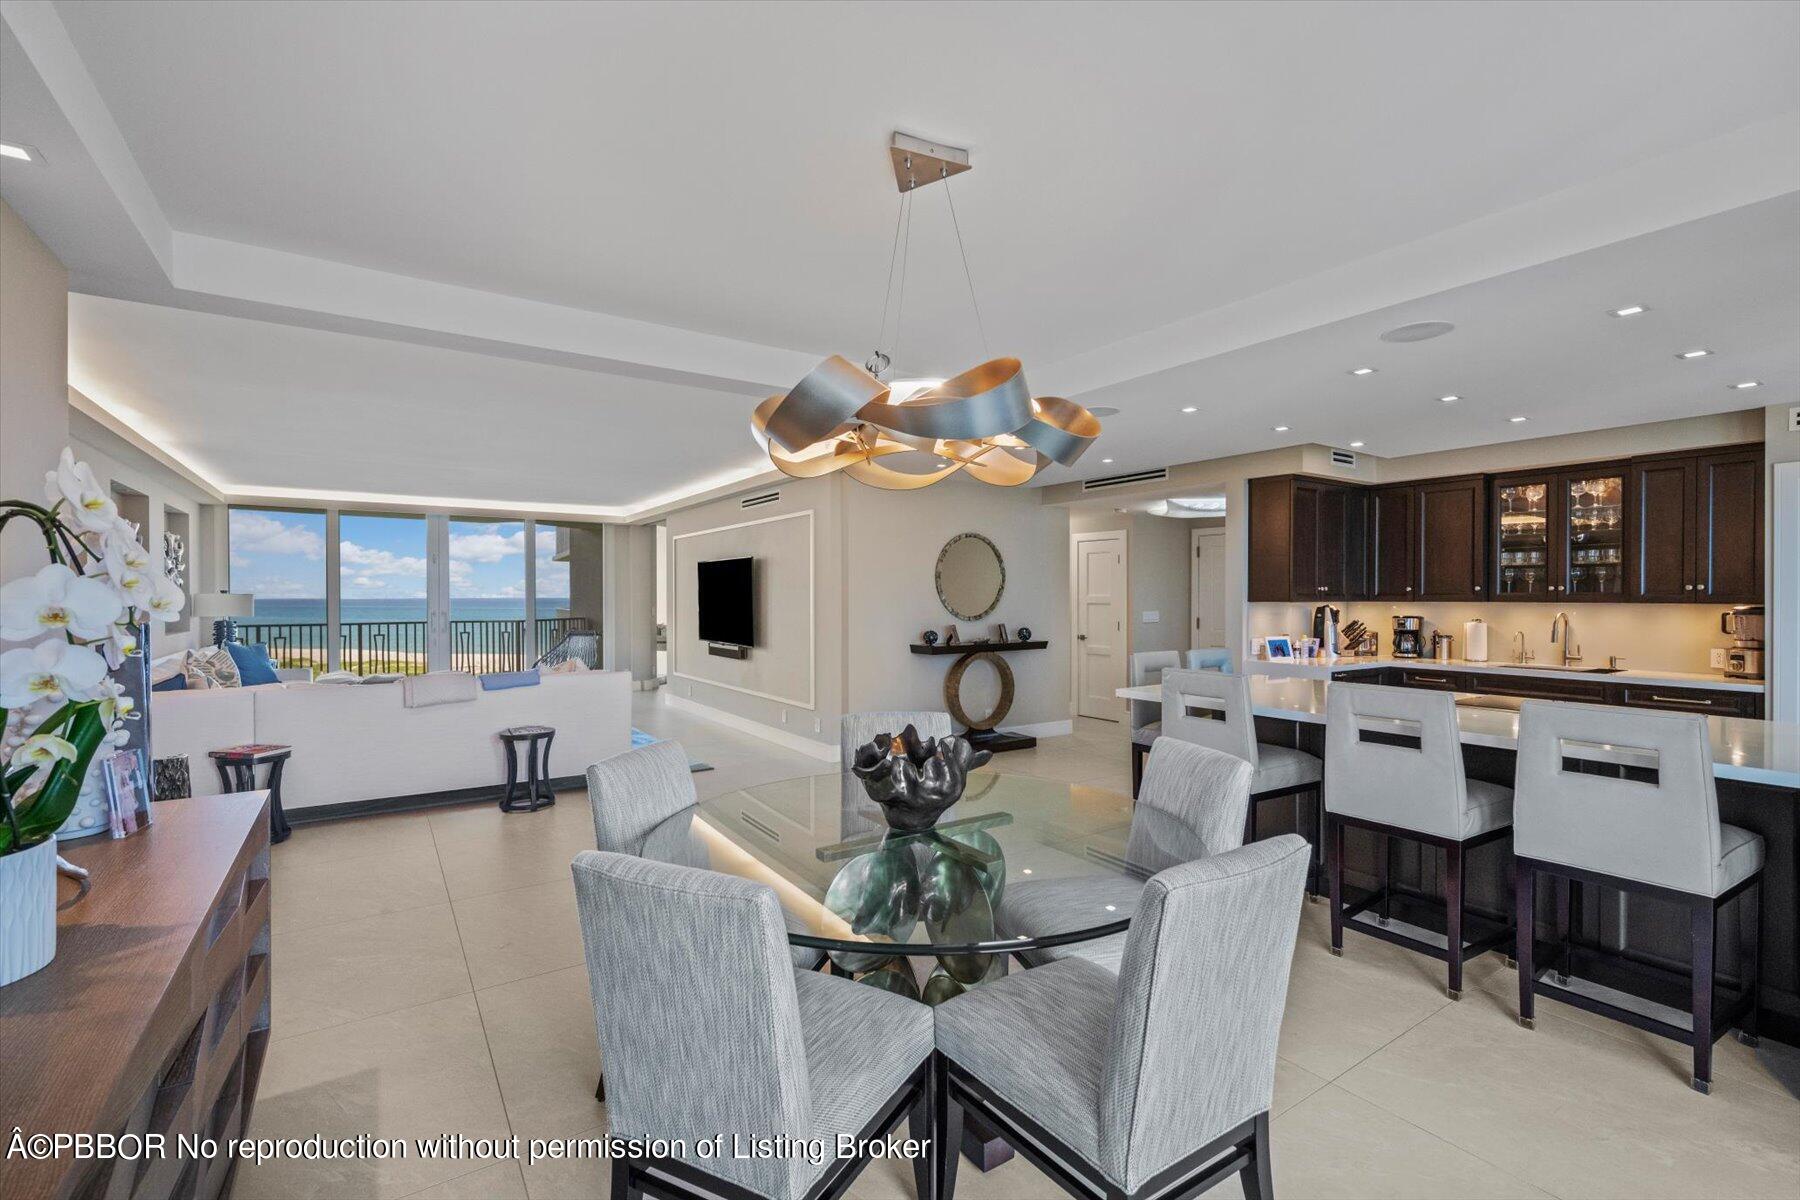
(45, 448, 119, 534)
(0, 563, 125, 642)
(14, 734, 77, 768)
(0, 640, 110, 708)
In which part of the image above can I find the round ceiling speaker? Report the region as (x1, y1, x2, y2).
(1379, 321, 1455, 343)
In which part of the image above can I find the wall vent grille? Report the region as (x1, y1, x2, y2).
(1082, 468, 1169, 491)
(1329, 449, 1358, 469)
(740, 491, 782, 509)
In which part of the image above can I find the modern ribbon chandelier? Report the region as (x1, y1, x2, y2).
(751, 133, 1101, 490)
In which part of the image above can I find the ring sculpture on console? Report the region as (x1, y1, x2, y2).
(750, 355, 1102, 490)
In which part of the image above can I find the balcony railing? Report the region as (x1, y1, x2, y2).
(239, 616, 596, 677)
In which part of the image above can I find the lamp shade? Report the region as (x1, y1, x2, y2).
(192, 591, 254, 618)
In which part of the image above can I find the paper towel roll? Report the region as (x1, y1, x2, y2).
(1464, 618, 1489, 662)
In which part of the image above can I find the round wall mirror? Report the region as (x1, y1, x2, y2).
(936, 532, 1005, 621)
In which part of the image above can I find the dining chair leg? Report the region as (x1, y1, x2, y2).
(1552, 875, 1573, 985)
(610, 1158, 641, 1200)
(930, 1056, 962, 1200)
(1130, 743, 1145, 800)
(1691, 898, 1716, 1094)
(1377, 831, 1392, 924)
(1244, 795, 1259, 846)
(1328, 816, 1345, 956)
(1445, 841, 1465, 1000)
(1238, 1111, 1273, 1200)
(1515, 863, 1536, 1029)
(908, 1064, 937, 1200)
(595, 1072, 605, 1102)
(1738, 878, 1763, 1047)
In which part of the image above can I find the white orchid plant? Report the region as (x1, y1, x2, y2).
(1, 449, 184, 856)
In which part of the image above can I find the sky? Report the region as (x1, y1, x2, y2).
(229, 509, 571, 602)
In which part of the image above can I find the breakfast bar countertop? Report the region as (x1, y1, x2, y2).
(1117, 676, 1800, 789)
(1249, 655, 1766, 693)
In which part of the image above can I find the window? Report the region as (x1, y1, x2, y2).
(228, 507, 327, 669)
(339, 513, 429, 674)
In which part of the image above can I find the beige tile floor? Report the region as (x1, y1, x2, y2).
(240, 696, 1800, 1200)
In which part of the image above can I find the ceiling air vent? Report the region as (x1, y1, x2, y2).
(1329, 449, 1358, 470)
(740, 491, 782, 509)
(1083, 468, 1168, 491)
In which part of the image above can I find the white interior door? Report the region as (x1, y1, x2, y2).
(1191, 528, 1227, 648)
(1073, 531, 1127, 720)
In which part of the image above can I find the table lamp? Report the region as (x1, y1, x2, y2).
(192, 591, 254, 646)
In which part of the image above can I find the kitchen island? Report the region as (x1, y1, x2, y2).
(1118, 675, 1800, 1041)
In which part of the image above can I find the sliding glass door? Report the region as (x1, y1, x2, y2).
(339, 513, 431, 674)
(448, 519, 529, 672)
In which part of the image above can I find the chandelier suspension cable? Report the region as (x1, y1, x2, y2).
(871, 194, 907, 366)
(891, 188, 916, 368)
(942, 174, 991, 360)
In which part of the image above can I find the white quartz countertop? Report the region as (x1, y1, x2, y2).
(1250, 655, 1765, 693)
(1116, 676, 1800, 789)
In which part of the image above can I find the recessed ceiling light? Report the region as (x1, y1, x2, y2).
(1438, 394, 1460, 403)
(1609, 305, 1648, 318)
(1509, 416, 1529, 423)
(1678, 349, 1711, 359)
(1349, 441, 1365, 448)
(0, 142, 40, 163)
(1101, 458, 1113, 464)
(1731, 380, 1760, 389)
(1272, 425, 1290, 432)
(1349, 367, 1377, 376)
(1180, 406, 1197, 413)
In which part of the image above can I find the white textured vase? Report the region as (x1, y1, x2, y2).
(0, 837, 57, 987)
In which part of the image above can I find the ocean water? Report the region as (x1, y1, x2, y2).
(248, 597, 572, 625)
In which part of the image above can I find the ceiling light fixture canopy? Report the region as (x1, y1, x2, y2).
(751, 133, 1100, 490)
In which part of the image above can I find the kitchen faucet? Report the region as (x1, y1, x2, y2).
(1513, 630, 1533, 665)
(1550, 611, 1581, 667)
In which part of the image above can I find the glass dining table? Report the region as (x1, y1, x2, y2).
(634, 766, 1204, 1003)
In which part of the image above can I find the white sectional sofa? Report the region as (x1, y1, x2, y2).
(150, 669, 633, 817)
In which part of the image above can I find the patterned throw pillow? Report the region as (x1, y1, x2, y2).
(183, 645, 242, 689)
(544, 658, 588, 675)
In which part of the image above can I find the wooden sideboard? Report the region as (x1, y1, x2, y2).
(0, 794, 272, 1200)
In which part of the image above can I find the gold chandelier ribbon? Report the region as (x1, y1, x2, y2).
(751, 356, 1101, 489)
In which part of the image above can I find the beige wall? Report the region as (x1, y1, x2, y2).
(664, 476, 846, 750)
(1375, 410, 1764, 482)
(602, 523, 659, 682)
(1, 200, 69, 578)
(844, 477, 1072, 733)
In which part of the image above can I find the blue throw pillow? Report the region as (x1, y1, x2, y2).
(224, 641, 281, 686)
(151, 673, 188, 692)
(479, 668, 541, 691)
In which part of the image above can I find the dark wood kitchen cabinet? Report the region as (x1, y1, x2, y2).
(1628, 444, 1762, 603)
(1248, 475, 1363, 601)
(1367, 486, 1414, 600)
(1492, 464, 1627, 603)
(1415, 476, 1487, 602)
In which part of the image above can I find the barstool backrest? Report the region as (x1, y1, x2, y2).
(839, 711, 952, 770)
(1324, 683, 1468, 839)
(1514, 701, 1722, 895)
(1161, 668, 1259, 770)
(1130, 651, 1184, 731)
(1100, 836, 1310, 1193)
(1184, 648, 1234, 672)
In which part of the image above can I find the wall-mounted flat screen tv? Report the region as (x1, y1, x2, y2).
(697, 557, 755, 647)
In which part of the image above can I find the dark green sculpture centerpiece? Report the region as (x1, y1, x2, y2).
(849, 724, 991, 832)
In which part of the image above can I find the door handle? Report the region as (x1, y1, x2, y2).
(1077, 633, 1088, 641)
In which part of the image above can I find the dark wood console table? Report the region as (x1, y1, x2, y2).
(909, 640, 1050, 752)
(0, 794, 272, 1200)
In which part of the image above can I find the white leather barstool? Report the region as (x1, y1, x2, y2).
(1512, 701, 1763, 1094)
(1128, 650, 1183, 796)
(1162, 669, 1325, 892)
(1324, 682, 1515, 998)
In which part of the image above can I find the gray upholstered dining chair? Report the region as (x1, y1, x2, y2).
(571, 852, 937, 1200)
(1512, 701, 1764, 1093)
(1128, 650, 1184, 794)
(1323, 682, 1514, 999)
(1162, 669, 1324, 887)
(933, 835, 1311, 1200)
(998, 737, 1254, 973)
(839, 710, 953, 769)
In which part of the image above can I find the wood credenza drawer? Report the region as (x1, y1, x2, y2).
(1615, 685, 1763, 718)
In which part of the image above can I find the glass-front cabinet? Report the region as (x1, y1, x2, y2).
(1490, 465, 1627, 601)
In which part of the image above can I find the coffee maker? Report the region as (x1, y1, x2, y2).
(1721, 605, 1764, 679)
(1393, 615, 1424, 658)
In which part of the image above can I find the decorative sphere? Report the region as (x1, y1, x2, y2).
(1016, 626, 1032, 642)
(922, 629, 940, 646)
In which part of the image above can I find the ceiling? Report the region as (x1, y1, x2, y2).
(3, 1, 1798, 515)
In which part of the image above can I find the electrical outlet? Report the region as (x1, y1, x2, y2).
(1790, 405, 1800, 433)
(1143, 610, 1160, 623)
(780, 709, 787, 724)
(812, 717, 821, 734)
(1710, 648, 1727, 669)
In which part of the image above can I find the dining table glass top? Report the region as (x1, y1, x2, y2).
(634, 767, 1189, 970)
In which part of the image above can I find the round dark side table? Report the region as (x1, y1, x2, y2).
(499, 725, 556, 813)
(209, 744, 293, 843)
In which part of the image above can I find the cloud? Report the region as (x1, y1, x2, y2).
(450, 525, 525, 563)
(234, 574, 319, 599)
(230, 510, 324, 559)
(340, 542, 428, 578)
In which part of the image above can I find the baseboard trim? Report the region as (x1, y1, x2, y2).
(661, 693, 838, 762)
(1008, 719, 1075, 739)
(284, 777, 588, 824)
